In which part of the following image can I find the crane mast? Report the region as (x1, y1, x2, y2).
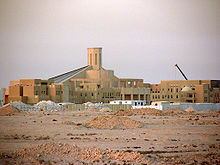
(175, 64, 188, 80)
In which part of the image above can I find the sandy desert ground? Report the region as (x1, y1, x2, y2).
(0, 107, 220, 165)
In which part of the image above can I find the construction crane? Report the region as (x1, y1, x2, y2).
(175, 64, 188, 80)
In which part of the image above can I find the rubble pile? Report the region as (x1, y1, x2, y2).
(84, 102, 113, 112)
(6, 101, 33, 112)
(114, 108, 162, 116)
(84, 102, 104, 110)
(84, 116, 142, 129)
(34, 100, 66, 111)
(99, 106, 112, 112)
(2, 101, 66, 112)
(1, 142, 148, 164)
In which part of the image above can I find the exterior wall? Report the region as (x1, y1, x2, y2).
(72, 87, 121, 104)
(121, 87, 150, 104)
(9, 85, 22, 97)
(7, 79, 54, 104)
(49, 84, 64, 103)
(210, 88, 220, 103)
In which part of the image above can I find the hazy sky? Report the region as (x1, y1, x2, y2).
(0, 0, 219, 87)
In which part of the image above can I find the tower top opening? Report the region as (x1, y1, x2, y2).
(87, 47, 102, 70)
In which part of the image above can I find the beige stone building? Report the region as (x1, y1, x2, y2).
(151, 80, 220, 103)
(5, 47, 151, 104)
(49, 47, 151, 104)
(5, 47, 219, 105)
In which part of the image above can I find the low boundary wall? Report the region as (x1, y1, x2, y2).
(66, 104, 85, 111)
(104, 104, 132, 111)
(132, 103, 220, 111)
(66, 104, 132, 111)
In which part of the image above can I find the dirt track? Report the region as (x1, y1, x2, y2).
(0, 109, 219, 164)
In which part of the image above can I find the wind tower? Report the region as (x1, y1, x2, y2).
(87, 48, 102, 70)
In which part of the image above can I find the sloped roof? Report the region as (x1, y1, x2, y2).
(49, 65, 90, 83)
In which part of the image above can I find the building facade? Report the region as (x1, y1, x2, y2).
(5, 47, 151, 104)
(4, 48, 219, 105)
(151, 80, 220, 103)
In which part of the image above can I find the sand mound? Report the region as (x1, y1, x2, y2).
(185, 107, 196, 112)
(0, 105, 20, 116)
(84, 116, 142, 129)
(1, 142, 148, 164)
(114, 108, 162, 116)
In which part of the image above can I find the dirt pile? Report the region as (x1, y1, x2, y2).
(0, 142, 148, 164)
(84, 116, 142, 129)
(0, 105, 20, 116)
(185, 107, 196, 112)
(163, 107, 188, 115)
(114, 108, 162, 116)
(61, 121, 75, 125)
(81, 148, 148, 163)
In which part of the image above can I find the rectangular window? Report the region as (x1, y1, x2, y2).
(90, 54, 92, 65)
(95, 54, 97, 65)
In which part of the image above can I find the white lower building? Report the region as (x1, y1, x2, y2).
(110, 100, 146, 106)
